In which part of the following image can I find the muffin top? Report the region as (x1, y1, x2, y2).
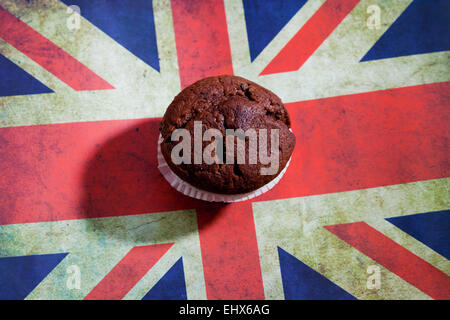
(159, 75, 296, 194)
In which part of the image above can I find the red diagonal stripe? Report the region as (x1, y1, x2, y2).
(324, 222, 450, 300)
(260, 0, 360, 75)
(0, 6, 114, 91)
(171, 0, 233, 88)
(84, 243, 174, 300)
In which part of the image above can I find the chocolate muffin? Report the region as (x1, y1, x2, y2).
(159, 75, 296, 195)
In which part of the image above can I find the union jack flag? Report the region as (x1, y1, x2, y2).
(0, 0, 449, 300)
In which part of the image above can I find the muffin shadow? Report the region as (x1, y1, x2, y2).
(79, 118, 221, 244)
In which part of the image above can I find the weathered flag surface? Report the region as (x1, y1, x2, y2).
(0, 0, 449, 300)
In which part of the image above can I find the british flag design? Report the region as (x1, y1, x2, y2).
(0, 0, 449, 300)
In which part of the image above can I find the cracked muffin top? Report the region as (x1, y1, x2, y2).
(159, 75, 296, 194)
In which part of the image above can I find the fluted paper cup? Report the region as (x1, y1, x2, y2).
(157, 134, 291, 202)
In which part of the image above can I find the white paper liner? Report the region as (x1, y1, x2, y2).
(157, 134, 291, 202)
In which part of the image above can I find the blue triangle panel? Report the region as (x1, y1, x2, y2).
(278, 247, 356, 300)
(142, 257, 187, 300)
(361, 0, 450, 61)
(386, 210, 450, 259)
(243, 0, 308, 61)
(0, 54, 53, 97)
(62, 0, 160, 71)
(0, 253, 68, 300)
